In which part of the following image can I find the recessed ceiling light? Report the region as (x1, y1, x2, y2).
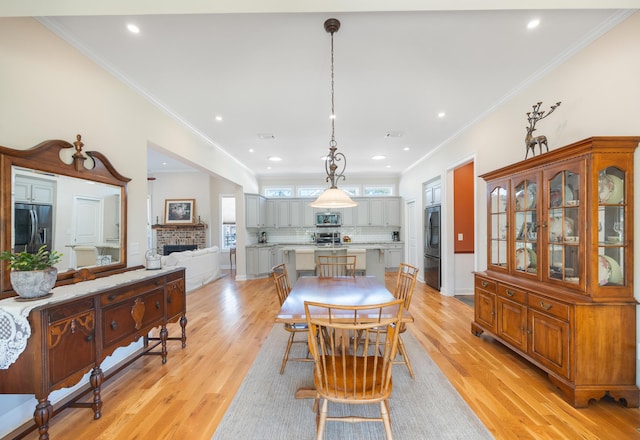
(127, 24, 140, 34)
(403, 147, 410, 151)
(268, 156, 282, 162)
(215, 115, 222, 122)
(527, 19, 540, 29)
(438, 112, 446, 118)
(267, 166, 272, 170)
(162, 162, 167, 166)
(249, 148, 254, 153)
(372, 155, 386, 160)
(386, 165, 391, 169)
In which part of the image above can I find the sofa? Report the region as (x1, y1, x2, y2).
(161, 246, 221, 292)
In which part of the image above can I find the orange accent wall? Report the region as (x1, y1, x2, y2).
(454, 162, 474, 253)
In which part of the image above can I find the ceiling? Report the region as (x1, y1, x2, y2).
(7, 3, 635, 178)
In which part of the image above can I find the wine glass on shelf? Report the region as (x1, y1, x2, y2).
(613, 221, 623, 242)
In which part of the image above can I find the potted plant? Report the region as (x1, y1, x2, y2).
(0, 245, 62, 299)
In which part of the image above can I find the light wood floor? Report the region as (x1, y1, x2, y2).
(14, 271, 640, 439)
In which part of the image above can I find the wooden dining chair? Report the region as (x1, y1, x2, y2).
(271, 264, 312, 374)
(392, 263, 419, 378)
(304, 299, 404, 440)
(316, 255, 356, 277)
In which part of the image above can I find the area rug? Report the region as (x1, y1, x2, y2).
(211, 325, 493, 439)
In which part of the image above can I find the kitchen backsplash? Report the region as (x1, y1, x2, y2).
(249, 226, 400, 245)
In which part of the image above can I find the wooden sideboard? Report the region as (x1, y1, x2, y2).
(0, 267, 186, 439)
(472, 137, 639, 408)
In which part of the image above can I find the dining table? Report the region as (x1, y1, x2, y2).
(275, 275, 413, 398)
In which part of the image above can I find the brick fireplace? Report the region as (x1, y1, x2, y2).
(153, 224, 207, 255)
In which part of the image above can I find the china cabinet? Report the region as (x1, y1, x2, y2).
(472, 136, 639, 408)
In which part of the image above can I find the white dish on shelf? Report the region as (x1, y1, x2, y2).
(549, 217, 574, 241)
(515, 183, 536, 211)
(598, 254, 623, 285)
(549, 185, 574, 207)
(515, 248, 537, 271)
(598, 173, 624, 204)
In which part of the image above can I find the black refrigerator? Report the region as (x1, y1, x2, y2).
(14, 203, 53, 253)
(424, 205, 441, 290)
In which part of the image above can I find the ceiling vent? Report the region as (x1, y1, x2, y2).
(257, 133, 275, 140)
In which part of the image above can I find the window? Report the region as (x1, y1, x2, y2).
(221, 196, 236, 250)
(341, 186, 360, 196)
(364, 185, 394, 196)
(298, 187, 325, 197)
(265, 187, 293, 198)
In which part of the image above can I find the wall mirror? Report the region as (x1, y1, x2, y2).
(0, 135, 130, 298)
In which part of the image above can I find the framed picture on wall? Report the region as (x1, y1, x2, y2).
(164, 199, 195, 224)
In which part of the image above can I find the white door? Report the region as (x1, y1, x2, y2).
(74, 197, 102, 244)
(406, 200, 419, 269)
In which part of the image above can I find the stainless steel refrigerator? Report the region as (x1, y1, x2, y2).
(424, 205, 441, 290)
(14, 203, 53, 253)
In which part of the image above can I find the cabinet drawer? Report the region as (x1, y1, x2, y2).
(102, 288, 165, 347)
(166, 279, 186, 320)
(475, 276, 497, 293)
(100, 277, 164, 306)
(498, 284, 526, 303)
(528, 293, 570, 321)
(48, 298, 94, 322)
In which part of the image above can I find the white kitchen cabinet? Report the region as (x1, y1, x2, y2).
(355, 199, 371, 226)
(15, 176, 55, 204)
(265, 199, 277, 228)
(258, 247, 272, 274)
(425, 184, 441, 207)
(246, 247, 259, 275)
(384, 244, 404, 270)
(246, 194, 268, 228)
(383, 198, 401, 227)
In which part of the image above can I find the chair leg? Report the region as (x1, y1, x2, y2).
(316, 398, 329, 440)
(380, 400, 393, 439)
(280, 331, 296, 374)
(398, 335, 415, 379)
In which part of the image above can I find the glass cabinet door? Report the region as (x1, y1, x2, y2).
(597, 166, 626, 286)
(489, 184, 508, 271)
(545, 168, 581, 285)
(513, 177, 538, 277)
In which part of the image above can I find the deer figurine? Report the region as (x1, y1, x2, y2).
(525, 101, 561, 159)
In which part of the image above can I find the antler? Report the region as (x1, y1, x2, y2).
(527, 101, 561, 132)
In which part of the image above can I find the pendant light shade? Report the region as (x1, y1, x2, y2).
(310, 18, 358, 209)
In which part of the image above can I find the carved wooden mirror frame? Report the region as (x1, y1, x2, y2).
(0, 135, 130, 299)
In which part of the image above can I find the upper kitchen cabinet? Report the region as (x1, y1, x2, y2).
(354, 197, 402, 227)
(245, 194, 267, 228)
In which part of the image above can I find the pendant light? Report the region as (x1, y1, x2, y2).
(309, 18, 358, 209)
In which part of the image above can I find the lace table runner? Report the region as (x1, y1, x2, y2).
(0, 268, 173, 369)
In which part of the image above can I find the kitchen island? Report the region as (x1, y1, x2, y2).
(245, 242, 403, 282)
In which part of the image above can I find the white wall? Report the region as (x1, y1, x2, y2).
(0, 17, 258, 436)
(399, 12, 640, 382)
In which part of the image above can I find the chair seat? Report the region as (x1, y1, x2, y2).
(317, 355, 391, 399)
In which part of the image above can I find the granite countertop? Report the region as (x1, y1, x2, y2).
(247, 241, 403, 249)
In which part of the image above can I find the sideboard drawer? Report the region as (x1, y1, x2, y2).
(100, 277, 164, 306)
(528, 293, 570, 321)
(498, 284, 526, 303)
(102, 287, 165, 347)
(475, 276, 497, 293)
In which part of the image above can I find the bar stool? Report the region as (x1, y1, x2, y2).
(229, 247, 236, 270)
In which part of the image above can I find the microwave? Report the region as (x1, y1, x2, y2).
(316, 212, 341, 227)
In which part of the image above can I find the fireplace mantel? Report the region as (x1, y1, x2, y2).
(152, 223, 207, 230)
